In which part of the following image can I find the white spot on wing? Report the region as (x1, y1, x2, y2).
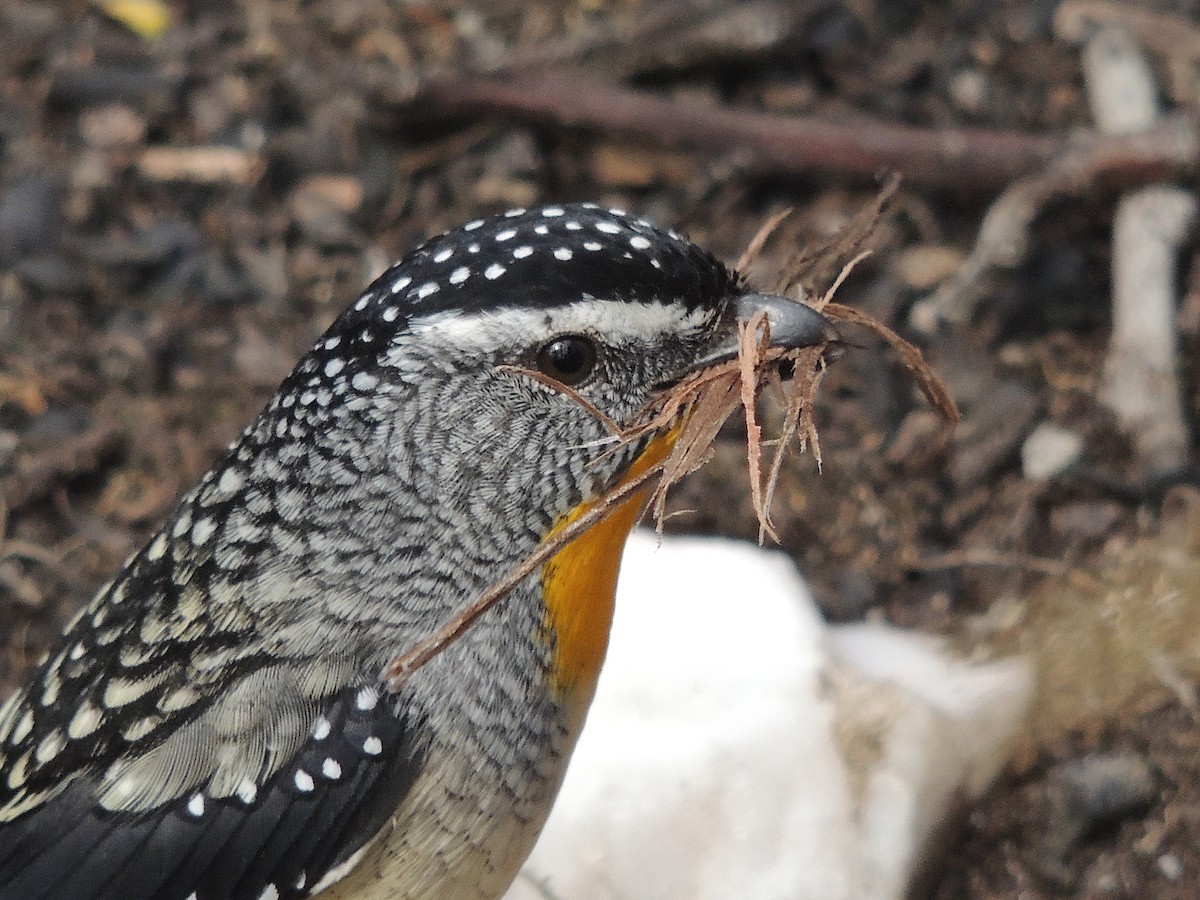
(235, 779, 258, 805)
(294, 769, 315, 792)
(355, 687, 379, 711)
(484, 263, 505, 280)
(553, 248, 572, 261)
(363, 736, 383, 755)
(187, 793, 205, 817)
(322, 758, 342, 780)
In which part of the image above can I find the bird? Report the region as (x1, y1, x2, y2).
(0, 202, 835, 900)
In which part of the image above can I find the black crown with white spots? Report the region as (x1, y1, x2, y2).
(306, 203, 738, 364)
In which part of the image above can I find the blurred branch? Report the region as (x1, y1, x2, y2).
(495, 0, 805, 78)
(396, 73, 1198, 194)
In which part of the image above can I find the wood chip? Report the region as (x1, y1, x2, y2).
(137, 147, 261, 184)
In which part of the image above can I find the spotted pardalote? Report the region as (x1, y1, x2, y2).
(0, 203, 835, 900)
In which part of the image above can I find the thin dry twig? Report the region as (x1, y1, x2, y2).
(399, 74, 1200, 194)
(736, 207, 793, 272)
(385, 323, 831, 689)
(494, 364, 625, 436)
(770, 175, 900, 296)
(825, 302, 960, 423)
(386, 460, 666, 687)
(739, 311, 772, 538)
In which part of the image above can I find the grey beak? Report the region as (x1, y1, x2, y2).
(733, 293, 838, 350)
(684, 292, 838, 374)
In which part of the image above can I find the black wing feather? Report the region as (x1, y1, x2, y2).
(0, 688, 424, 900)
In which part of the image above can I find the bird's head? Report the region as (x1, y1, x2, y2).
(262, 203, 834, 526)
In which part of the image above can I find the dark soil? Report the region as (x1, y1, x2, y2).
(2, 1, 1200, 896)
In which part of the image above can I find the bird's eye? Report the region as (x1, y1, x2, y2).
(536, 335, 597, 385)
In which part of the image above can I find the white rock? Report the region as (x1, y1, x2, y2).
(1021, 422, 1084, 481)
(506, 532, 1032, 900)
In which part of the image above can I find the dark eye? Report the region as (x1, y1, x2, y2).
(536, 335, 597, 385)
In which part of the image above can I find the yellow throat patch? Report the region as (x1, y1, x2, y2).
(540, 431, 677, 698)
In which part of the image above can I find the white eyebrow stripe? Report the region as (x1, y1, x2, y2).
(398, 299, 718, 355)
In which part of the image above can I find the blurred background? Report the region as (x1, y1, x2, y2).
(2, 1, 1200, 896)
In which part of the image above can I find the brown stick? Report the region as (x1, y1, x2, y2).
(403, 74, 1199, 194)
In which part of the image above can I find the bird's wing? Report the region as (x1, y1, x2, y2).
(0, 681, 425, 900)
(0, 517, 428, 900)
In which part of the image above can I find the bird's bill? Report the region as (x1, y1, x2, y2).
(684, 292, 838, 375)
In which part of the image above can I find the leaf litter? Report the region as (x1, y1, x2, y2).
(387, 181, 958, 687)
